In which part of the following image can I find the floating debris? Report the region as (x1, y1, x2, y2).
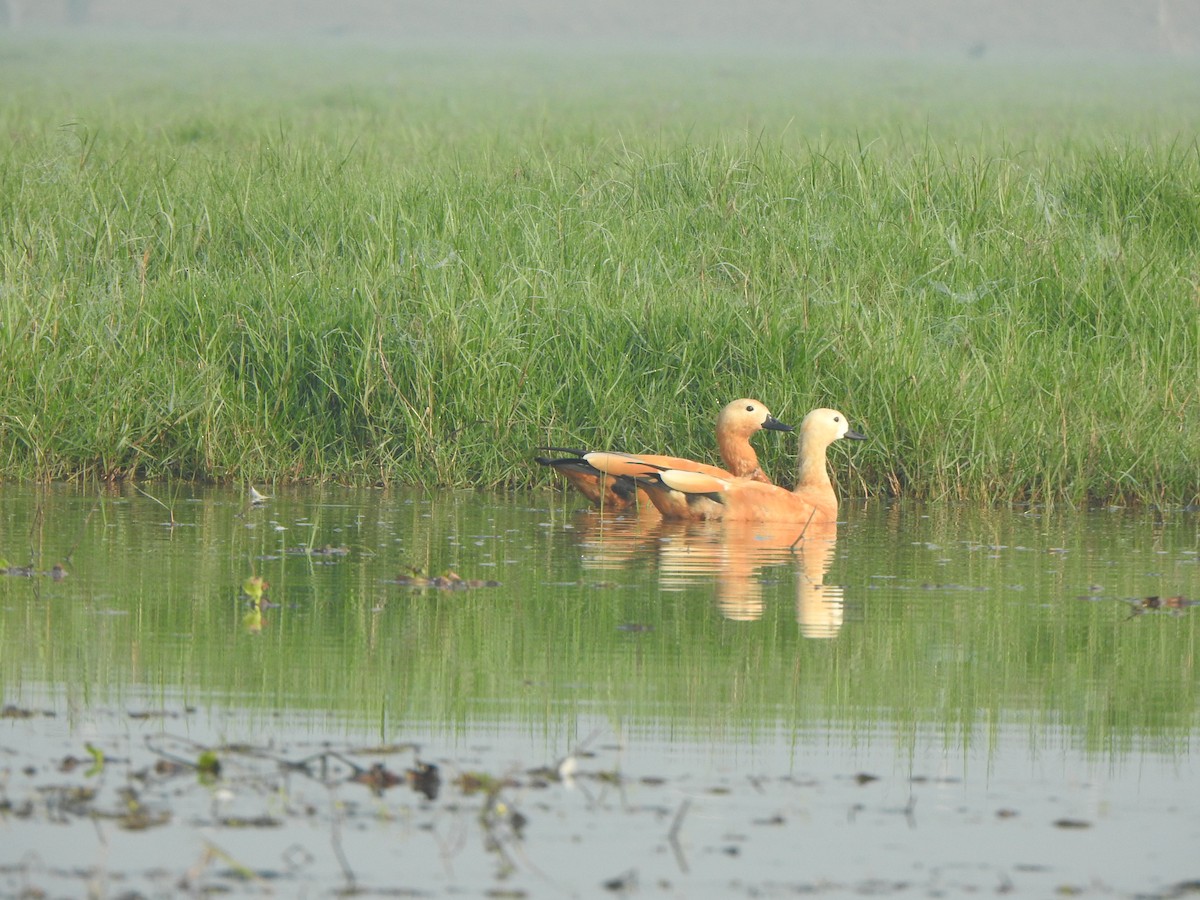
(603, 869, 638, 892)
(406, 761, 441, 800)
(1053, 818, 1092, 829)
(127, 709, 191, 720)
(2, 705, 38, 719)
(387, 568, 501, 591)
(153, 758, 190, 778)
(350, 762, 402, 794)
(754, 813, 787, 826)
(346, 742, 421, 756)
(0, 560, 68, 579)
(217, 814, 282, 828)
(1127, 595, 1196, 617)
(38, 785, 97, 817)
(455, 771, 516, 796)
(286, 544, 350, 558)
(117, 806, 172, 830)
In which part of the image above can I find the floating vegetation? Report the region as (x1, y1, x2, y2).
(455, 771, 517, 796)
(240, 576, 269, 601)
(240, 576, 271, 633)
(197, 750, 222, 780)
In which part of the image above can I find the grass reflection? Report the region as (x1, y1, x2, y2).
(1, 485, 1196, 759)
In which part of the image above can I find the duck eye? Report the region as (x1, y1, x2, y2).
(745, 405, 755, 412)
(833, 416, 841, 422)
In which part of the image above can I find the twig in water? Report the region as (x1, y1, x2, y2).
(63, 501, 101, 567)
(134, 485, 177, 528)
(432, 810, 469, 881)
(27, 496, 45, 600)
(327, 785, 357, 894)
(667, 798, 691, 874)
(199, 840, 262, 885)
(789, 508, 818, 551)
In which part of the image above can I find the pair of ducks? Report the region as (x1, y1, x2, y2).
(538, 400, 865, 524)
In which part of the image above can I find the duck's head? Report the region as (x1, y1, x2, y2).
(801, 408, 867, 445)
(719, 398, 794, 436)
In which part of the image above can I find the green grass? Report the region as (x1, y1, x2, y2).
(1, 35, 1198, 505)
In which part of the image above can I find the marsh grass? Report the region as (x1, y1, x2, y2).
(1, 36, 1198, 504)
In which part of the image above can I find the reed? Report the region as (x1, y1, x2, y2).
(1, 36, 1197, 505)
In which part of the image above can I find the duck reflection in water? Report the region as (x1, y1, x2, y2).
(572, 513, 846, 638)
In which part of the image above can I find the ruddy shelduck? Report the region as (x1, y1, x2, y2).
(537, 399, 793, 513)
(609, 408, 866, 524)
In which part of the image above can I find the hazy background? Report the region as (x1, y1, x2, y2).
(4, 0, 1199, 57)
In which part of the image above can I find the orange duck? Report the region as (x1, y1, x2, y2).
(589, 408, 865, 523)
(537, 399, 792, 513)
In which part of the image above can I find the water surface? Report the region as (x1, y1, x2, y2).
(1, 485, 1197, 897)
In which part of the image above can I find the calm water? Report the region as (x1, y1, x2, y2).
(1, 484, 1197, 897)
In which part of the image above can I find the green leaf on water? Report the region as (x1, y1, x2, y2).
(197, 750, 221, 780)
(84, 742, 105, 776)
